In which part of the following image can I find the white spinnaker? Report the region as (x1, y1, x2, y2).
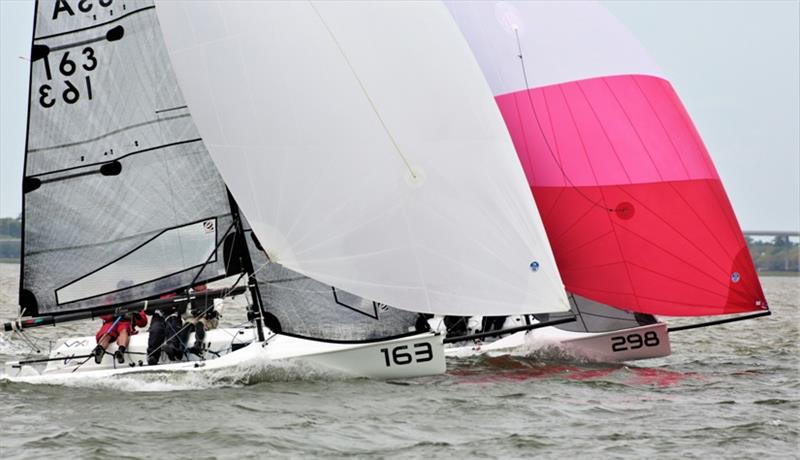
(444, 1, 663, 95)
(155, 1, 569, 315)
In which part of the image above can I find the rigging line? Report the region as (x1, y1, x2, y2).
(568, 292, 589, 331)
(307, 1, 417, 180)
(512, 28, 612, 213)
(144, 262, 266, 363)
(146, 259, 270, 365)
(13, 329, 42, 354)
(72, 315, 122, 372)
(667, 311, 770, 332)
(557, 81, 644, 312)
(574, 310, 643, 324)
(189, 220, 235, 287)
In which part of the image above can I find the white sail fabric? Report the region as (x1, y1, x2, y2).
(444, 1, 663, 95)
(156, 1, 568, 315)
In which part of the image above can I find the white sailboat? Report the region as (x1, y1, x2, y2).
(3, 1, 570, 382)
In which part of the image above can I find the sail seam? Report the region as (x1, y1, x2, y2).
(307, 1, 418, 180)
(601, 77, 664, 182)
(629, 76, 692, 178)
(512, 28, 611, 212)
(628, 78, 753, 293)
(28, 114, 190, 153)
(559, 82, 643, 311)
(615, 224, 751, 300)
(53, 217, 221, 305)
(602, 79, 757, 301)
(555, 229, 616, 259)
(613, 185, 751, 291)
(25, 214, 231, 257)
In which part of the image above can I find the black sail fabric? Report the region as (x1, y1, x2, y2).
(243, 229, 420, 342)
(20, 1, 234, 316)
(534, 294, 657, 333)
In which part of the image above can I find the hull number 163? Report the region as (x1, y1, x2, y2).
(380, 343, 433, 367)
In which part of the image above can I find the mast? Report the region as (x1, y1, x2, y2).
(226, 189, 266, 342)
(18, 1, 39, 317)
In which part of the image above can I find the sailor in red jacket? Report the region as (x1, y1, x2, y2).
(93, 310, 148, 365)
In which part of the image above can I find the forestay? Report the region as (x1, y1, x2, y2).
(156, 1, 569, 316)
(446, 1, 767, 316)
(20, 1, 236, 316)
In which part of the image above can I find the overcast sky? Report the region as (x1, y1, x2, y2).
(1, 1, 798, 232)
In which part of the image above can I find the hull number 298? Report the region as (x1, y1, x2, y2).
(610, 331, 660, 352)
(380, 343, 433, 367)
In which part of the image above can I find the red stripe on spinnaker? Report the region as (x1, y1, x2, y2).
(496, 74, 766, 316)
(531, 181, 765, 316)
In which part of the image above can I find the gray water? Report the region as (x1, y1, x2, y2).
(0, 263, 797, 459)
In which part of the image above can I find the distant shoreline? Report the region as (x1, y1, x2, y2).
(758, 271, 800, 277)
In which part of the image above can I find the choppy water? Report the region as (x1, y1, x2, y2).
(0, 263, 797, 459)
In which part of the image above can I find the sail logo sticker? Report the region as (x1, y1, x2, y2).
(529, 261, 540, 272)
(203, 220, 215, 233)
(731, 272, 741, 283)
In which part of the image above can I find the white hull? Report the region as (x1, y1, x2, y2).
(3, 327, 445, 383)
(445, 322, 671, 362)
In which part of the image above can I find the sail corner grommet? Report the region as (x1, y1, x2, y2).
(405, 168, 426, 188)
(615, 202, 635, 220)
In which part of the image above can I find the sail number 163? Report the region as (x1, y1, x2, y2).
(380, 343, 433, 367)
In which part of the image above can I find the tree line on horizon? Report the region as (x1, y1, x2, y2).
(0, 216, 798, 271)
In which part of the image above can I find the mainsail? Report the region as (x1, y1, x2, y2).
(20, 1, 237, 316)
(446, 1, 767, 316)
(244, 227, 420, 341)
(156, 2, 570, 316)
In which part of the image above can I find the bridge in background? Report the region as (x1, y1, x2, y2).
(743, 230, 800, 242)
